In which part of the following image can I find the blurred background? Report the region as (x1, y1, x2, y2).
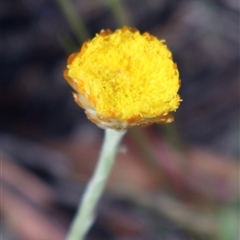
(1, 0, 239, 239)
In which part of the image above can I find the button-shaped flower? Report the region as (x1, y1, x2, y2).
(64, 26, 181, 129)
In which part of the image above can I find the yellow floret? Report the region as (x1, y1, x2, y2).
(65, 26, 181, 125)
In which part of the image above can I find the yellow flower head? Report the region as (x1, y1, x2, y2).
(64, 26, 181, 129)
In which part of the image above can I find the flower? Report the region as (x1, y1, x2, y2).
(64, 26, 181, 130)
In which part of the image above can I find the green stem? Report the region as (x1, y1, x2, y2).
(66, 128, 126, 240)
(107, 0, 129, 26)
(56, 0, 90, 43)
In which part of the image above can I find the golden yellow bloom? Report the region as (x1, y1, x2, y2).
(64, 26, 181, 129)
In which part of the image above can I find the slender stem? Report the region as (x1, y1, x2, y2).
(56, 0, 90, 43)
(66, 128, 126, 240)
(107, 0, 129, 27)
